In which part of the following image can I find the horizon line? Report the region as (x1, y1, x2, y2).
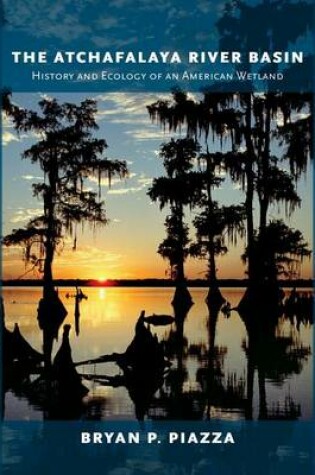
(1, 277, 313, 289)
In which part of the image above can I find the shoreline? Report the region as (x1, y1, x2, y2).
(1, 278, 313, 289)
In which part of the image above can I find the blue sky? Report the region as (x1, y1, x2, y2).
(2, 91, 312, 281)
(1, 0, 313, 281)
(2, 0, 223, 47)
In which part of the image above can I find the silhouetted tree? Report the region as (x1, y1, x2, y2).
(148, 91, 245, 301)
(244, 220, 311, 287)
(216, 0, 313, 306)
(236, 94, 310, 294)
(148, 89, 312, 309)
(190, 149, 246, 303)
(3, 93, 128, 299)
(148, 137, 201, 305)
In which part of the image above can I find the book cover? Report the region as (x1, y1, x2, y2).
(1, 1, 313, 474)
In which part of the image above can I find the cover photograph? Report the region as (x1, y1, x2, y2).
(0, 1, 314, 474)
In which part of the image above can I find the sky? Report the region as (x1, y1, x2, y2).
(2, 91, 313, 281)
(1, 0, 313, 281)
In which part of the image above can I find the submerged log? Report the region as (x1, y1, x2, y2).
(11, 323, 43, 363)
(75, 311, 169, 370)
(77, 312, 169, 421)
(2, 294, 43, 367)
(53, 324, 88, 398)
(74, 353, 123, 367)
(143, 314, 175, 326)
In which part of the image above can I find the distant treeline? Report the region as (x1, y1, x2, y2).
(1, 279, 313, 288)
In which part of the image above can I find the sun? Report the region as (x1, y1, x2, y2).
(97, 276, 107, 284)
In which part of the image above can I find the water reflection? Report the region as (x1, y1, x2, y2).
(37, 290, 67, 369)
(2, 287, 313, 421)
(240, 304, 311, 420)
(198, 301, 246, 420)
(82, 312, 169, 421)
(152, 302, 196, 419)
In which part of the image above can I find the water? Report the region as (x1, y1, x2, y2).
(2, 287, 313, 421)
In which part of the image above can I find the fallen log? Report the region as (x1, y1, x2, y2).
(143, 314, 175, 326)
(74, 353, 123, 367)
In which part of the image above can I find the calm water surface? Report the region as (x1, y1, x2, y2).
(3, 287, 313, 421)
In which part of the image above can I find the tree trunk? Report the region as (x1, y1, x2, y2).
(172, 201, 193, 309)
(205, 152, 223, 305)
(208, 237, 217, 288)
(261, 96, 271, 231)
(43, 160, 58, 299)
(206, 238, 223, 305)
(175, 202, 185, 285)
(258, 99, 272, 284)
(259, 198, 268, 233)
(244, 93, 255, 283)
(38, 157, 64, 369)
(239, 94, 261, 311)
(43, 239, 54, 299)
(172, 285, 193, 311)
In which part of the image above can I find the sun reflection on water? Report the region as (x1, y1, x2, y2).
(2, 286, 313, 421)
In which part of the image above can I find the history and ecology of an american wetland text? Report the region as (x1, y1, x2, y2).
(10, 49, 304, 83)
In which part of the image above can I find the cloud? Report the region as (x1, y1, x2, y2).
(107, 117, 149, 126)
(21, 175, 43, 181)
(2, 111, 14, 129)
(3, 0, 92, 41)
(2, 101, 42, 145)
(125, 129, 173, 141)
(3, 131, 19, 146)
(90, 36, 117, 48)
(107, 0, 132, 8)
(107, 186, 143, 195)
(88, 172, 136, 188)
(96, 92, 170, 117)
(275, 110, 310, 127)
(39, 93, 54, 101)
(56, 245, 123, 269)
(2, 243, 124, 277)
(94, 16, 120, 30)
(137, 176, 153, 186)
(95, 92, 190, 142)
(233, 183, 243, 191)
(197, 0, 217, 14)
(107, 174, 152, 195)
(107, 0, 171, 11)
(10, 208, 43, 224)
(2, 246, 24, 257)
(87, 170, 152, 196)
(293, 112, 310, 122)
(2, 120, 44, 147)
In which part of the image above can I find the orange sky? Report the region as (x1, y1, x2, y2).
(2, 93, 313, 282)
